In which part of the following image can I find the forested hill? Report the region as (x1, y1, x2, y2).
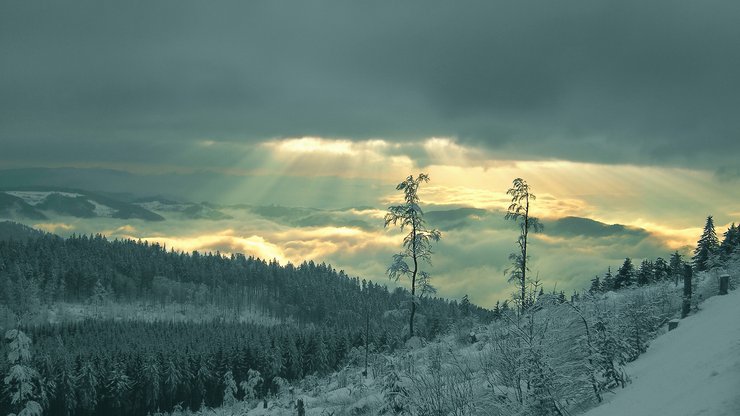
(0, 220, 48, 241)
(0, 221, 492, 333)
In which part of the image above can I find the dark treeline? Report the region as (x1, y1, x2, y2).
(588, 218, 740, 294)
(0, 226, 492, 328)
(1, 319, 372, 416)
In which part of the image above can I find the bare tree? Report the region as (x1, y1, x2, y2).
(385, 173, 441, 339)
(505, 178, 543, 313)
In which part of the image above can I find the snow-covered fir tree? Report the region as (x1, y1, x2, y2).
(4, 329, 43, 416)
(693, 215, 720, 272)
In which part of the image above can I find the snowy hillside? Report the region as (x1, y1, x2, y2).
(0, 189, 164, 221)
(158, 280, 739, 416)
(584, 288, 740, 416)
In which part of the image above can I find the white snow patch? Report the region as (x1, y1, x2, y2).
(583, 289, 740, 416)
(136, 201, 190, 212)
(88, 200, 116, 217)
(5, 191, 83, 205)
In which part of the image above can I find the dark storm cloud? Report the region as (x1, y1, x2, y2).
(2, 0, 739, 170)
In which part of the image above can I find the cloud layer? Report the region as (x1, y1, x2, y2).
(2, 1, 740, 172)
(17, 203, 690, 307)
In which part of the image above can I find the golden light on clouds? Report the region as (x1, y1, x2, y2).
(124, 224, 398, 272)
(139, 231, 289, 264)
(270, 137, 356, 155)
(13, 135, 736, 309)
(248, 136, 737, 254)
(34, 222, 74, 233)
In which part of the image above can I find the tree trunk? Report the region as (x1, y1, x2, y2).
(719, 274, 729, 295)
(682, 265, 692, 318)
(522, 194, 529, 312)
(364, 301, 369, 377)
(410, 222, 418, 339)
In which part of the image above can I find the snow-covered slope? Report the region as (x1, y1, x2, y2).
(0, 189, 164, 221)
(584, 288, 740, 416)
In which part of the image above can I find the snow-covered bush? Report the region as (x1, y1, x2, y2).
(380, 360, 408, 415)
(240, 369, 263, 402)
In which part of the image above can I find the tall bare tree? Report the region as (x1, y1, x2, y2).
(385, 173, 441, 339)
(505, 178, 542, 313)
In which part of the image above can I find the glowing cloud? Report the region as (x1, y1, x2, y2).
(33, 222, 74, 233)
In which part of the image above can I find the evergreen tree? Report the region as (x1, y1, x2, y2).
(3, 329, 43, 416)
(137, 356, 160, 411)
(459, 294, 471, 317)
(589, 275, 601, 294)
(162, 358, 182, 409)
(693, 215, 720, 272)
(720, 223, 739, 260)
(669, 251, 684, 287)
(105, 362, 131, 415)
(653, 257, 670, 282)
(55, 359, 78, 416)
(222, 371, 237, 407)
(614, 258, 635, 289)
(77, 359, 98, 414)
(592, 316, 629, 390)
(602, 267, 615, 292)
(385, 173, 441, 339)
(636, 260, 653, 286)
(492, 301, 501, 321)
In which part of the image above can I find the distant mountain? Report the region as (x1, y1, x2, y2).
(0, 188, 164, 221)
(425, 207, 489, 230)
(545, 216, 648, 238)
(134, 199, 233, 220)
(0, 192, 48, 220)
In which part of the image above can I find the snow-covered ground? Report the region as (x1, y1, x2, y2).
(584, 288, 740, 416)
(158, 283, 739, 416)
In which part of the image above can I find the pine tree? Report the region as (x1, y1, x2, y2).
(138, 355, 160, 411)
(77, 359, 98, 414)
(3, 329, 43, 416)
(636, 260, 653, 286)
(492, 301, 502, 320)
(653, 257, 670, 282)
(222, 371, 237, 407)
(693, 215, 720, 272)
(669, 251, 684, 287)
(592, 316, 629, 390)
(459, 294, 471, 317)
(720, 223, 739, 260)
(56, 359, 77, 416)
(602, 267, 615, 292)
(162, 357, 182, 409)
(614, 259, 635, 289)
(105, 361, 131, 415)
(589, 275, 601, 294)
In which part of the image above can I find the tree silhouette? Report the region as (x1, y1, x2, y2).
(385, 173, 441, 339)
(692, 215, 719, 272)
(504, 178, 543, 313)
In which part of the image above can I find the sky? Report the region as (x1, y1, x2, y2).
(1, 1, 739, 306)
